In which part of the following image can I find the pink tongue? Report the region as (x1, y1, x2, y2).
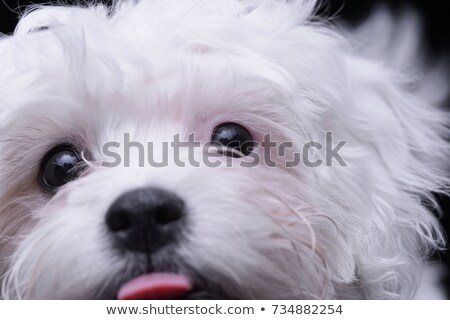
(118, 273, 193, 300)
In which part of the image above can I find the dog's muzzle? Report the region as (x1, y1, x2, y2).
(105, 187, 192, 299)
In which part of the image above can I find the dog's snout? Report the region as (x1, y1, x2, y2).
(105, 187, 185, 253)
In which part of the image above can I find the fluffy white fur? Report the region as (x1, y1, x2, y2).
(0, 0, 448, 299)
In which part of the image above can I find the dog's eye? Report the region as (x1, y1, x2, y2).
(211, 123, 254, 158)
(41, 147, 82, 189)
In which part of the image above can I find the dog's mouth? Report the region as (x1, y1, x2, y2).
(116, 273, 229, 300)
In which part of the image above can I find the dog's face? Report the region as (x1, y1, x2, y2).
(0, 0, 448, 299)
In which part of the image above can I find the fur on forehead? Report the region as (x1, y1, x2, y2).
(2, 0, 341, 114)
(0, 0, 348, 148)
(15, 0, 319, 35)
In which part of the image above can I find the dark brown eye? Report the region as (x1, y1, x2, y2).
(211, 123, 254, 158)
(41, 146, 82, 189)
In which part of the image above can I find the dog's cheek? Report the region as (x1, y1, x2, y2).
(165, 167, 331, 299)
(0, 169, 133, 299)
(0, 202, 118, 299)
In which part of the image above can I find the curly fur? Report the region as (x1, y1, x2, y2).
(0, 0, 448, 299)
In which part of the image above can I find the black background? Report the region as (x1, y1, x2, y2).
(1, 0, 450, 293)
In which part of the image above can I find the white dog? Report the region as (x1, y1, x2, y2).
(0, 0, 448, 299)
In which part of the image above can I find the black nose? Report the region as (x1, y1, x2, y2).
(105, 187, 185, 253)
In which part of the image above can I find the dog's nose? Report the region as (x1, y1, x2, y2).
(105, 187, 185, 253)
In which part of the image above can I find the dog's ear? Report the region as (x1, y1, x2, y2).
(345, 8, 449, 194)
(341, 9, 450, 298)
